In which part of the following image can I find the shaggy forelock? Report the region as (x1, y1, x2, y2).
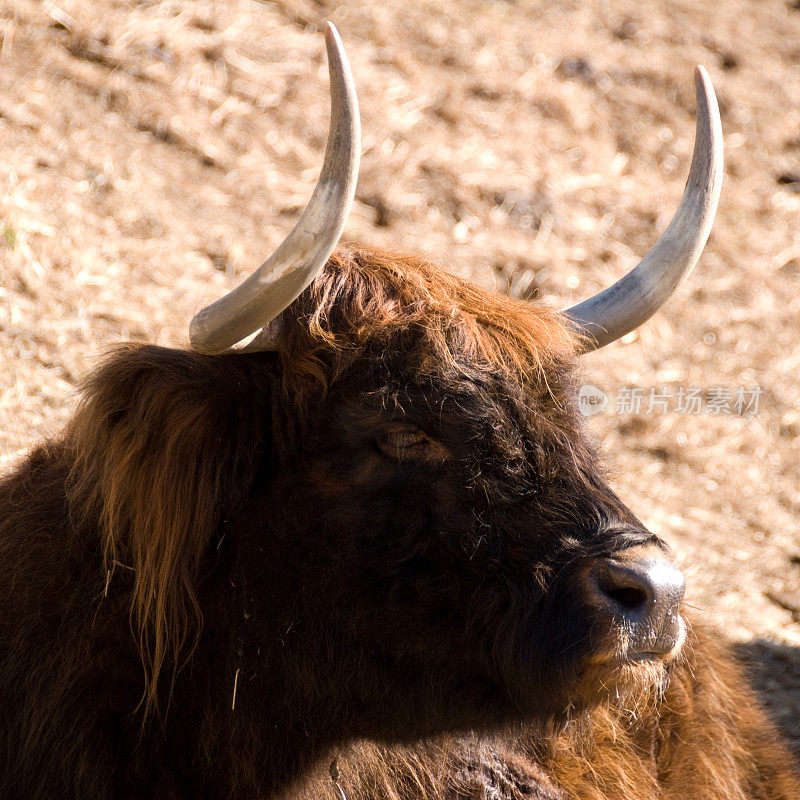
(276, 247, 583, 406)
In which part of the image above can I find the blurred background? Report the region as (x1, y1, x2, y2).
(0, 0, 798, 748)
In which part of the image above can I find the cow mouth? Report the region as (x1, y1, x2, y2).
(587, 611, 685, 668)
(621, 611, 686, 663)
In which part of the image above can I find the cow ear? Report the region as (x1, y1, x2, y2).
(66, 345, 269, 715)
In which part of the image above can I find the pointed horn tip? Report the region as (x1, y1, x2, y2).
(693, 65, 716, 102)
(691, 66, 722, 140)
(325, 21, 341, 47)
(324, 22, 351, 78)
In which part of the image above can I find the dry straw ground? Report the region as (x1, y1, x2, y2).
(0, 0, 798, 748)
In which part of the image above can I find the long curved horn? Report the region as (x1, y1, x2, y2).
(189, 22, 361, 354)
(563, 66, 723, 353)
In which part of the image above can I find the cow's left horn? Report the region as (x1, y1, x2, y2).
(563, 66, 723, 353)
(189, 22, 360, 354)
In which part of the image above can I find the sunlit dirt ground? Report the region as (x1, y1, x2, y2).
(1, 0, 798, 748)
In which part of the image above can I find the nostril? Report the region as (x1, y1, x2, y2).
(595, 563, 652, 612)
(603, 584, 648, 611)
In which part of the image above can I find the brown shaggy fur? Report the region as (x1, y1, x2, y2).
(66, 346, 263, 716)
(0, 246, 798, 799)
(288, 625, 800, 800)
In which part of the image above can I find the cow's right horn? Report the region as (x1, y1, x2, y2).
(563, 66, 723, 353)
(189, 22, 361, 354)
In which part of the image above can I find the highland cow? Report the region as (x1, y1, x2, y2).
(0, 22, 797, 800)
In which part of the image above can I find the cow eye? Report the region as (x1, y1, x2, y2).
(375, 425, 447, 463)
